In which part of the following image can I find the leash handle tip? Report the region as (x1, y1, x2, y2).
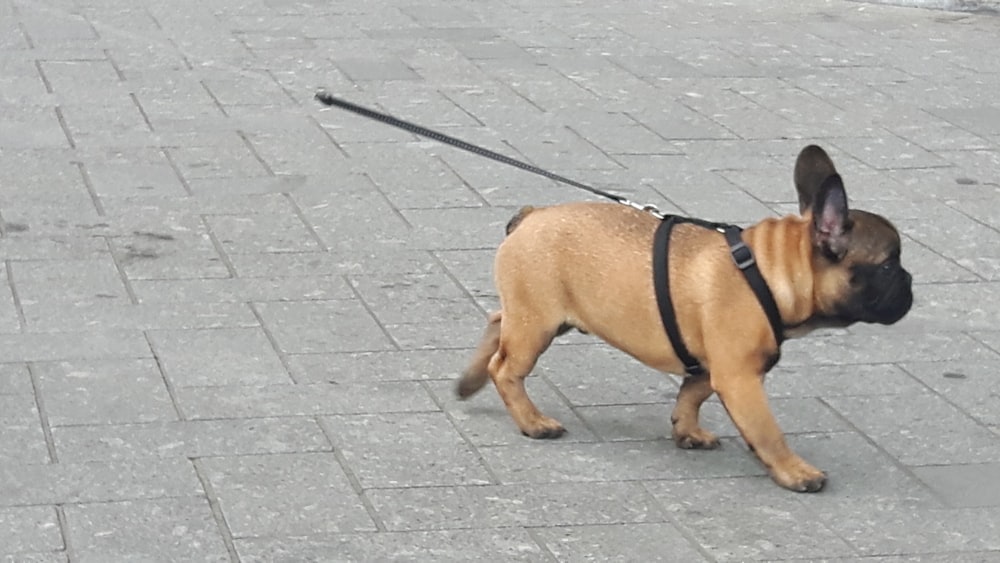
(315, 89, 336, 105)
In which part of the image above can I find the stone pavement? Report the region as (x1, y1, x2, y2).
(1, 0, 999, 560)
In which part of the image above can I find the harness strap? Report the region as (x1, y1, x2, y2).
(719, 225, 785, 347)
(653, 217, 705, 376)
(653, 218, 785, 376)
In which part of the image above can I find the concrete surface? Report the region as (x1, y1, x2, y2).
(2, 0, 1000, 561)
(851, 0, 1000, 13)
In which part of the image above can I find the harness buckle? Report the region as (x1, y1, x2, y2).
(728, 240, 755, 270)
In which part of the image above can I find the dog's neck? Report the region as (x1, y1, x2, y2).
(742, 215, 820, 330)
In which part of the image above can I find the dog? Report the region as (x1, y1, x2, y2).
(456, 145, 913, 492)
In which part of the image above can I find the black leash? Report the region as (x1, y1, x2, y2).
(314, 90, 665, 218)
(314, 90, 784, 375)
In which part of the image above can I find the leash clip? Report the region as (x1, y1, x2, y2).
(621, 198, 666, 219)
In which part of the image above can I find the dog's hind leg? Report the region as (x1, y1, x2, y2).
(456, 311, 503, 398)
(670, 374, 720, 449)
(488, 315, 565, 439)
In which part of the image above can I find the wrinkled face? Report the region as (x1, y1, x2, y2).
(814, 210, 913, 325)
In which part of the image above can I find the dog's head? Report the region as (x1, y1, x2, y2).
(794, 145, 913, 326)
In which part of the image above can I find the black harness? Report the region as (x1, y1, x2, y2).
(653, 216, 785, 376)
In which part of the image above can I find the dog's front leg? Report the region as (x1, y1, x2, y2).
(711, 366, 826, 492)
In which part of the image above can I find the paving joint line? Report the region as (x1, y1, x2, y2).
(417, 379, 504, 486)
(4, 260, 28, 331)
(283, 193, 330, 252)
(635, 481, 720, 563)
(236, 129, 274, 176)
(71, 161, 106, 216)
(192, 458, 242, 563)
(245, 301, 300, 385)
(309, 113, 352, 159)
(103, 237, 140, 305)
(816, 396, 947, 506)
(434, 154, 493, 207)
(54, 106, 77, 150)
(143, 331, 188, 422)
(55, 504, 75, 561)
(343, 274, 403, 352)
(314, 418, 389, 532)
(25, 362, 60, 465)
(161, 147, 196, 196)
(200, 215, 239, 279)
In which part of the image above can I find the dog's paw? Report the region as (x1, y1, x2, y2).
(672, 427, 721, 450)
(770, 458, 827, 493)
(520, 416, 566, 439)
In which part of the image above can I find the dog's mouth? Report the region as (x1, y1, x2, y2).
(872, 289, 913, 325)
(845, 277, 914, 325)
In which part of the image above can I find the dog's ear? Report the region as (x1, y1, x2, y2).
(812, 174, 852, 260)
(794, 145, 839, 214)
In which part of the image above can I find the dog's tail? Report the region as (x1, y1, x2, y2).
(505, 206, 535, 235)
(456, 310, 502, 398)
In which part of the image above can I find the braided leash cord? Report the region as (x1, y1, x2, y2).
(314, 90, 666, 216)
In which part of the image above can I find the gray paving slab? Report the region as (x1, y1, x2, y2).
(173, 381, 437, 420)
(0, 393, 49, 465)
(284, 349, 464, 384)
(236, 529, 547, 563)
(0, 330, 153, 362)
(130, 275, 353, 303)
(23, 302, 257, 333)
(0, 554, 67, 563)
(824, 393, 1000, 465)
(532, 523, 709, 563)
(0, 506, 62, 555)
(4, 0, 1000, 559)
(0, 363, 32, 395)
(646, 477, 857, 561)
(367, 481, 665, 532)
(62, 498, 229, 563)
(783, 433, 934, 502)
(0, 457, 202, 506)
(380, 316, 488, 350)
(52, 417, 331, 463)
(478, 439, 768, 484)
(347, 271, 483, 325)
(900, 359, 1000, 426)
(252, 299, 395, 354)
(912, 462, 1000, 508)
(148, 327, 290, 387)
(320, 412, 493, 488)
(818, 500, 1000, 556)
(198, 453, 376, 538)
(11, 258, 129, 305)
(33, 359, 177, 426)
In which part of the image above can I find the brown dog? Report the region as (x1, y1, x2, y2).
(456, 145, 913, 492)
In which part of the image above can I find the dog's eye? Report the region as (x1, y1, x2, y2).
(880, 256, 899, 272)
